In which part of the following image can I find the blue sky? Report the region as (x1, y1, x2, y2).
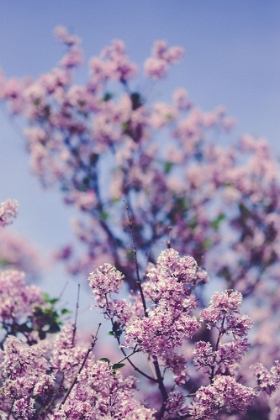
(0, 1, 279, 323)
(1, 1, 280, 141)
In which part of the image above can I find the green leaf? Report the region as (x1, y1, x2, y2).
(42, 293, 59, 305)
(61, 308, 71, 315)
(169, 197, 188, 218)
(239, 202, 251, 218)
(112, 363, 125, 370)
(202, 238, 212, 250)
(49, 298, 59, 305)
(218, 266, 231, 281)
(42, 293, 51, 303)
(33, 306, 44, 316)
(100, 211, 109, 221)
(100, 358, 111, 364)
(38, 330, 46, 340)
(48, 323, 60, 334)
(102, 92, 114, 102)
(122, 122, 128, 130)
(188, 218, 197, 230)
(210, 213, 226, 230)
(126, 249, 134, 263)
(164, 161, 173, 174)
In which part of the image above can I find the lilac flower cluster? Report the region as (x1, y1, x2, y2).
(0, 269, 42, 314)
(0, 324, 155, 419)
(190, 376, 256, 419)
(123, 250, 200, 357)
(253, 361, 280, 396)
(144, 40, 184, 79)
(0, 199, 18, 227)
(2, 238, 280, 418)
(88, 249, 268, 419)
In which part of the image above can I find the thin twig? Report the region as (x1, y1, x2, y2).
(209, 314, 226, 383)
(71, 284, 80, 347)
(115, 347, 140, 365)
(58, 280, 69, 300)
(166, 226, 172, 249)
(124, 201, 148, 316)
(119, 344, 157, 381)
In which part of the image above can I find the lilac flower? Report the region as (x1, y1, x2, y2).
(145, 41, 183, 79)
(0, 270, 44, 343)
(51, 358, 155, 419)
(252, 361, 280, 396)
(190, 376, 256, 419)
(193, 341, 216, 374)
(0, 199, 18, 227)
(200, 290, 253, 335)
(164, 353, 189, 385)
(164, 391, 189, 418)
(89, 263, 124, 308)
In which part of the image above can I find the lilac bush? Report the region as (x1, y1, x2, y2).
(0, 26, 280, 418)
(1, 229, 279, 418)
(0, 202, 277, 419)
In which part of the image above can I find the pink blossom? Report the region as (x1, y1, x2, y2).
(3, 78, 22, 99)
(89, 263, 124, 307)
(0, 199, 18, 227)
(144, 57, 168, 79)
(152, 40, 168, 59)
(190, 376, 256, 419)
(173, 88, 191, 110)
(164, 353, 189, 385)
(60, 47, 83, 68)
(0, 229, 43, 279)
(54, 25, 80, 46)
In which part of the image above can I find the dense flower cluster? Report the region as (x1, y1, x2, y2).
(88, 248, 266, 419)
(89, 263, 124, 308)
(189, 376, 256, 419)
(253, 361, 280, 396)
(144, 40, 184, 79)
(0, 324, 156, 419)
(0, 199, 18, 227)
(0, 270, 43, 337)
